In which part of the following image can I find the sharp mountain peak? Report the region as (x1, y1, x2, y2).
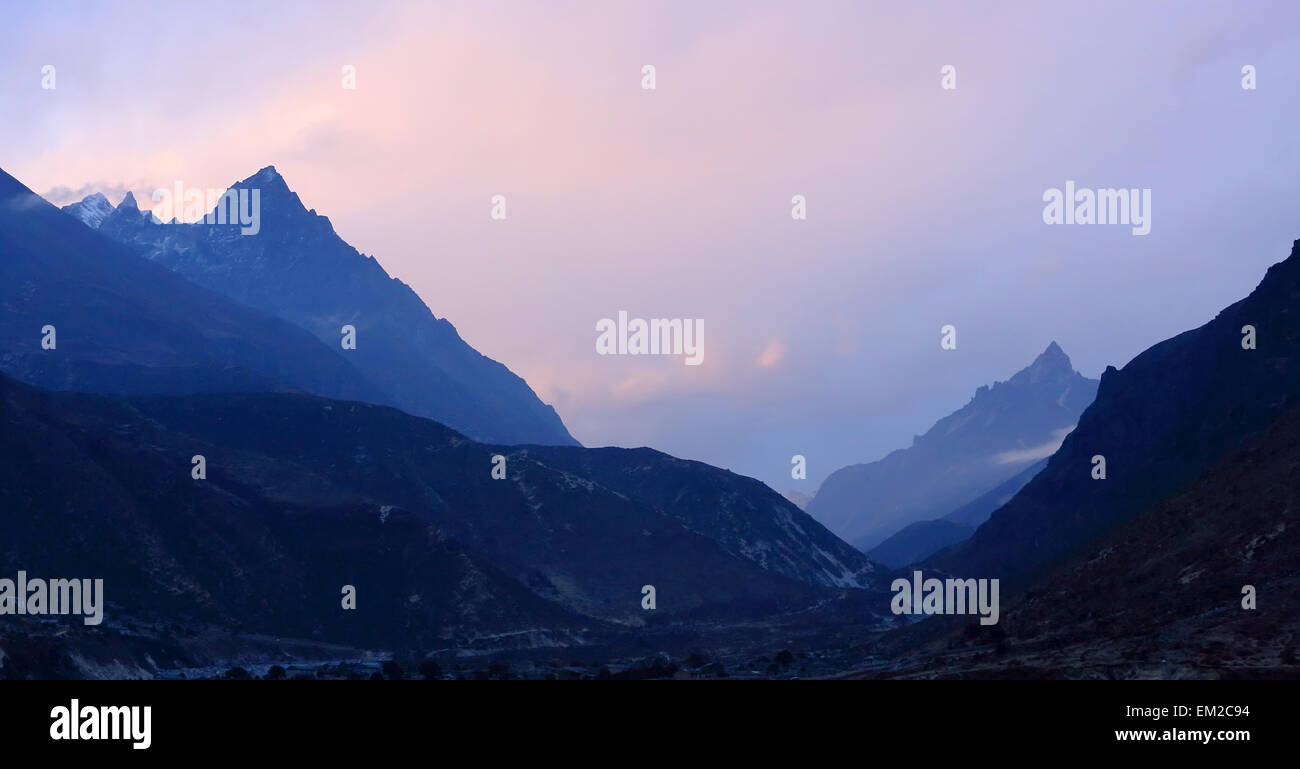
(1000, 340, 1080, 389)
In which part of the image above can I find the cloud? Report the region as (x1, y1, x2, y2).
(610, 372, 672, 405)
(41, 182, 134, 207)
(755, 339, 785, 369)
(992, 426, 1076, 465)
(3, 191, 48, 213)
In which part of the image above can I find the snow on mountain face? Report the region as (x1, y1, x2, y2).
(61, 192, 115, 229)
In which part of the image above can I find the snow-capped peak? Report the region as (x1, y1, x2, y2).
(61, 192, 115, 229)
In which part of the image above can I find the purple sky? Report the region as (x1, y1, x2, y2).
(5, 0, 1300, 493)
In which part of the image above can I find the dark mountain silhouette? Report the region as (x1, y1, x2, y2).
(0, 372, 582, 667)
(867, 405, 1300, 679)
(932, 239, 1300, 589)
(0, 369, 874, 674)
(0, 167, 381, 402)
(510, 446, 874, 589)
(992, 409, 1300, 677)
(129, 391, 874, 600)
(807, 343, 1097, 551)
(77, 168, 577, 446)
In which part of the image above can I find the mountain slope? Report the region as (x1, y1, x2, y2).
(516, 446, 875, 589)
(942, 458, 1048, 527)
(996, 407, 1300, 677)
(0, 167, 382, 402)
(0, 368, 874, 655)
(84, 168, 577, 446)
(807, 342, 1097, 550)
(872, 404, 1300, 679)
(130, 392, 875, 604)
(932, 239, 1300, 587)
(865, 519, 974, 569)
(0, 372, 584, 663)
(866, 459, 1048, 568)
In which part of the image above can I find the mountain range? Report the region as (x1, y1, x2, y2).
(0, 162, 881, 676)
(0, 168, 381, 402)
(65, 167, 576, 447)
(9, 158, 1300, 680)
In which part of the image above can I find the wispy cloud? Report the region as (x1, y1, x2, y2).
(755, 339, 786, 369)
(41, 182, 134, 207)
(992, 426, 1076, 465)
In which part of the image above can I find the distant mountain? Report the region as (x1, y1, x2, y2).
(77, 168, 577, 447)
(866, 519, 974, 569)
(807, 342, 1097, 551)
(942, 458, 1048, 527)
(784, 490, 812, 510)
(61, 192, 114, 228)
(0, 167, 382, 402)
(0, 369, 874, 674)
(866, 459, 1048, 568)
(931, 239, 1300, 588)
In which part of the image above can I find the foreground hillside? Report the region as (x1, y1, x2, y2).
(857, 406, 1300, 679)
(0, 371, 880, 677)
